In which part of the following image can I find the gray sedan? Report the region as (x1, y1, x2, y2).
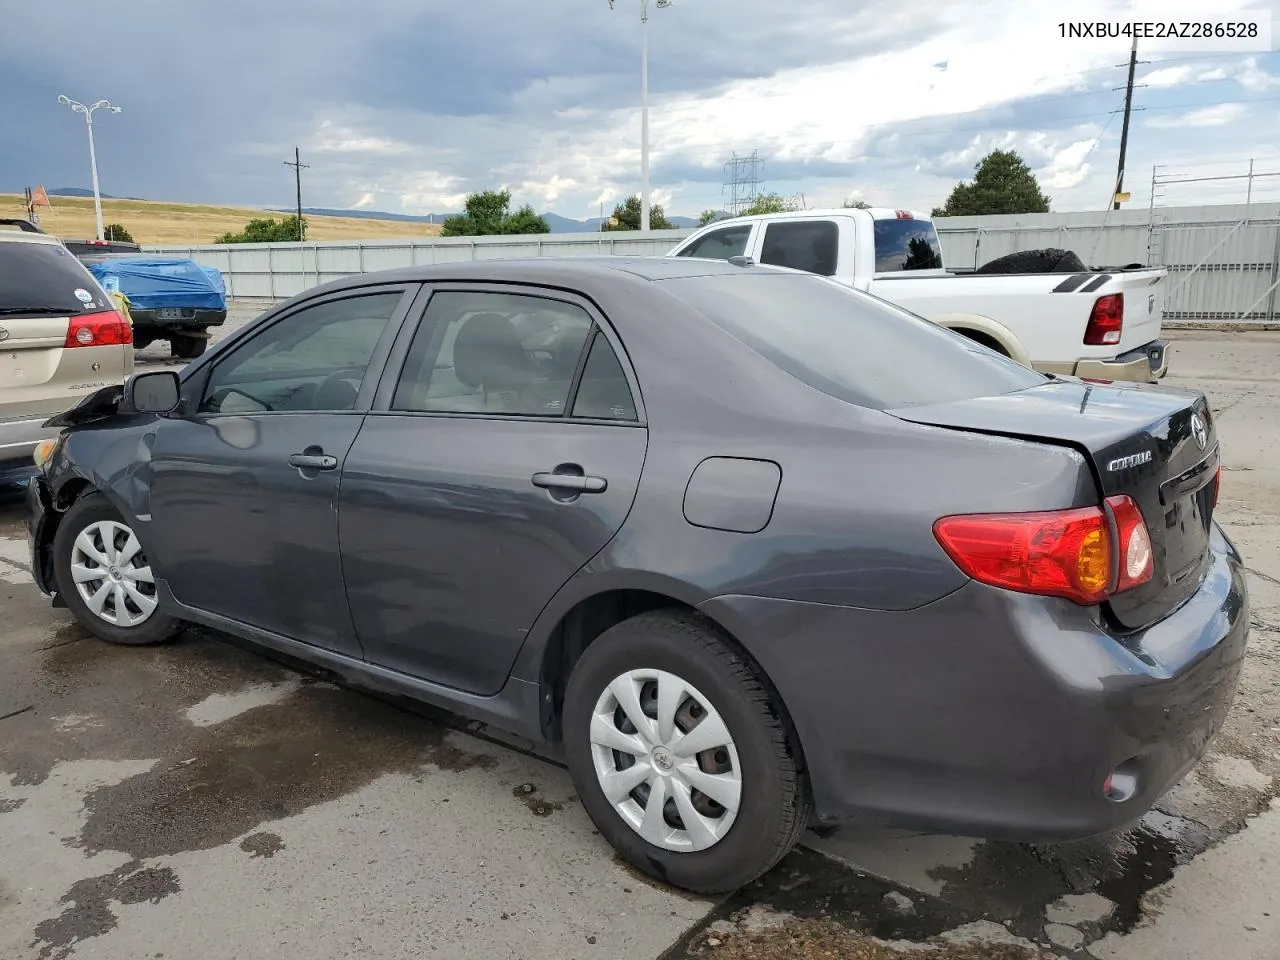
(25, 257, 1248, 893)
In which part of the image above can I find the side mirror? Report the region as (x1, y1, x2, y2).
(123, 371, 181, 415)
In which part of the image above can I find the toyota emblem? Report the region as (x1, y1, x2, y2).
(0, 326, 9, 342)
(1190, 413, 1208, 451)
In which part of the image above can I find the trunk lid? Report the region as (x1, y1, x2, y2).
(892, 379, 1218, 629)
(1106, 269, 1164, 351)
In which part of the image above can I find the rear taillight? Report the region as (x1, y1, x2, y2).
(1084, 293, 1124, 346)
(64, 309, 132, 348)
(1107, 494, 1153, 591)
(933, 494, 1152, 605)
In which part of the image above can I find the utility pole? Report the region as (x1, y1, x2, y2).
(1113, 36, 1139, 210)
(284, 147, 309, 241)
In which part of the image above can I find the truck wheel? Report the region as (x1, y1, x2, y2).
(52, 492, 182, 646)
(563, 610, 811, 893)
(133, 335, 154, 350)
(170, 334, 207, 360)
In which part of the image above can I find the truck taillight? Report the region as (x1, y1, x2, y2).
(65, 309, 132, 348)
(933, 495, 1152, 605)
(1084, 293, 1124, 346)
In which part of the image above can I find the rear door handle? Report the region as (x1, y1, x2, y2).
(532, 472, 607, 494)
(289, 453, 338, 471)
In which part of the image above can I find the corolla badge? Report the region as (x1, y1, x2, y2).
(1108, 451, 1152, 471)
(1191, 413, 1208, 451)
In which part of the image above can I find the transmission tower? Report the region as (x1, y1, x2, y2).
(723, 151, 764, 214)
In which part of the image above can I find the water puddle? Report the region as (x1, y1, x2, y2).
(664, 811, 1216, 958)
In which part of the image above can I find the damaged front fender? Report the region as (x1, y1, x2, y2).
(43, 384, 125, 429)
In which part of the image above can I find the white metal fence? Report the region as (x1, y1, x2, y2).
(149, 231, 689, 300)
(148, 203, 1280, 323)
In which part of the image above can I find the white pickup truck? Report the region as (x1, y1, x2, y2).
(668, 208, 1169, 382)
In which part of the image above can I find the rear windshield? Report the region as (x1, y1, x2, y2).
(873, 218, 943, 272)
(0, 241, 111, 314)
(662, 273, 1044, 410)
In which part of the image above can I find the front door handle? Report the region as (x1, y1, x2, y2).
(289, 453, 338, 471)
(532, 471, 607, 494)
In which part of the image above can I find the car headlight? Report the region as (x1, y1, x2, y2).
(33, 437, 61, 470)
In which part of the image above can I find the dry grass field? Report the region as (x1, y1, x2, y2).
(0, 193, 443, 245)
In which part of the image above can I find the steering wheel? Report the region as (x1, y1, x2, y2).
(312, 366, 367, 408)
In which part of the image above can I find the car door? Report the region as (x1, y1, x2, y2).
(339, 286, 648, 696)
(147, 285, 416, 657)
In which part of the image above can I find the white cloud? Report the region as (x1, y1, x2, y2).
(1037, 137, 1104, 190)
(285, 0, 1280, 217)
(1147, 103, 1248, 128)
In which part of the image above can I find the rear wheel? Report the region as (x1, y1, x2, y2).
(563, 610, 810, 893)
(52, 492, 181, 646)
(170, 333, 207, 359)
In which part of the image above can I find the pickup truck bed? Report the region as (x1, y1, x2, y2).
(669, 209, 1168, 382)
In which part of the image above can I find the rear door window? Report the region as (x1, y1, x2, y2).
(0, 241, 111, 316)
(758, 220, 839, 277)
(662, 273, 1044, 410)
(873, 218, 943, 272)
(676, 225, 752, 261)
(392, 291, 595, 417)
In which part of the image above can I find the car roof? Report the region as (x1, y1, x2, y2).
(305, 255, 780, 297)
(0, 229, 65, 246)
(697, 207, 934, 227)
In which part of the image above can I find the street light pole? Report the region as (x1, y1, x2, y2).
(57, 96, 122, 241)
(641, 1, 650, 233)
(612, 0, 671, 232)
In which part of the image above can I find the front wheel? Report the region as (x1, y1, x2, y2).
(563, 610, 810, 893)
(51, 492, 182, 646)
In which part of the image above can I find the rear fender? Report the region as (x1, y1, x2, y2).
(933, 313, 1031, 367)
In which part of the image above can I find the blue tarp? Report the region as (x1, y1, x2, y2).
(87, 257, 226, 312)
(200, 265, 226, 298)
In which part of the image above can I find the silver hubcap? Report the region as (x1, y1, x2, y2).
(69, 519, 158, 628)
(590, 669, 742, 852)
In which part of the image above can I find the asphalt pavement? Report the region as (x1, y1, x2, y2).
(1, 321, 1278, 960)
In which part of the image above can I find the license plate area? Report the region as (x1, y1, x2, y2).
(156, 308, 192, 320)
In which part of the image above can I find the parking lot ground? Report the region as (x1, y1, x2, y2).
(1, 327, 1278, 960)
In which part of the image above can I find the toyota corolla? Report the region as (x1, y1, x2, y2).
(26, 257, 1248, 893)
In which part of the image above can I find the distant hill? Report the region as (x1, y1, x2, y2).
(275, 206, 458, 224)
(50, 187, 113, 198)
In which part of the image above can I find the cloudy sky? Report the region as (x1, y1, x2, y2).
(2, 0, 1278, 219)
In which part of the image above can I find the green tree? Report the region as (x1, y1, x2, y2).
(604, 195, 675, 231)
(741, 193, 799, 216)
(103, 223, 133, 242)
(698, 209, 725, 227)
(215, 215, 307, 244)
(932, 149, 1051, 217)
(440, 189, 550, 236)
(842, 199, 871, 209)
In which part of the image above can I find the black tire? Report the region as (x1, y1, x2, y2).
(133, 335, 155, 350)
(170, 333, 207, 360)
(563, 610, 811, 893)
(976, 248, 1087, 275)
(52, 492, 182, 646)
(957, 329, 1009, 357)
